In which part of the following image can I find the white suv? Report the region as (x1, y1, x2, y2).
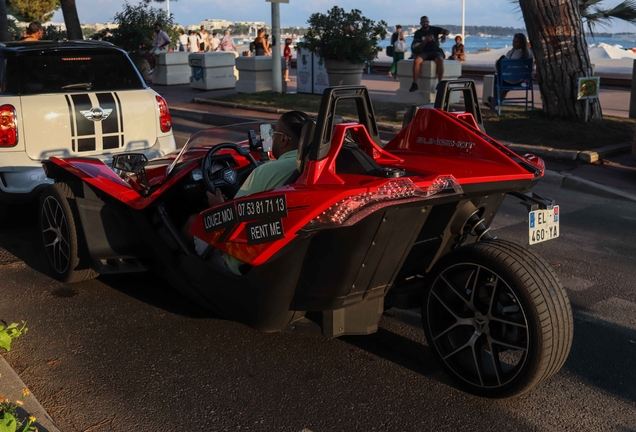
(0, 40, 175, 216)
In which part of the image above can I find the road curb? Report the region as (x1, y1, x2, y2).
(0, 356, 61, 432)
(540, 170, 636, 202)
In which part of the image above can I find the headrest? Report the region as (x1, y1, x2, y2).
(296, 118, 316, 172)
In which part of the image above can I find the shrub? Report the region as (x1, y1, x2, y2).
(297, 7, 387, 64)
(111, 1, 179, 57)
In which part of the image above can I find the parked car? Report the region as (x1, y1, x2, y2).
(39, 83, 572, 398)
(0, 40, 175, 221)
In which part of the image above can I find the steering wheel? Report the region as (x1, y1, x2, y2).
(202, 143, 259, 199)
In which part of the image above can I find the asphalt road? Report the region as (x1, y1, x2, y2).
(1, 120, 636, 431)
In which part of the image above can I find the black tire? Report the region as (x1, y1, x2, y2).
(421, 239, 573, 398)
(39, 183, 98, 283)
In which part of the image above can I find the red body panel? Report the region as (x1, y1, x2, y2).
(48, 107, 543, 267)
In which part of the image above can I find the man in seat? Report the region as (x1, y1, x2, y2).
(185, 110, 309, 275)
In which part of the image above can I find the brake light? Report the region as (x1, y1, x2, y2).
(0, 105, 18, 147)
(307, 176, 463, 229)
(156, 95, 172, 132)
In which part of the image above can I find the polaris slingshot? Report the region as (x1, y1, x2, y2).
(39, 82, 572, 398)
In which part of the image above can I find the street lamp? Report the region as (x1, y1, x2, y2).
(266, 0, 289, 93)
(462, 0, 465, 41)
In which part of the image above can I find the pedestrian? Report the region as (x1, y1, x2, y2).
(284, 38, 292, 82)
(188, 30, 201, 53)
(199, 25, 210, 52)
(389, 25, 407, 80)
(178, 29, 188, 52)
(409, 16, 449, 92)
(22, 21, 43, 41)
(147, 22, 171, 74)
(220, 29, 237, 52)
(210, 32, 221, 52)
(253, 28, 267, 56)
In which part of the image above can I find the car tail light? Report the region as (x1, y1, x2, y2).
(306, 176, 463, 229)
(0, 105, 18, 147)
(156, 95, 172, 133)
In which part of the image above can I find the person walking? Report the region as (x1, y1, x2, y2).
(253, 29, 267, 56)
(409, 16, 449, 92)
(389, 25, 407, 80)
(178, 29, 188, 52)
(188, 30, 201, 53)
(209, 32, 220, 52)
(220, 29, 237, 52)
(199, 26, 210, 52)
(284, 38, 292, 82)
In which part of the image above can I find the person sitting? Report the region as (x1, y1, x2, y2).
(448, 35, 465, 62)
(183, 110, 309, 275)
(147, 22, 171, 74)
(409, 15, 449, 92)
(486, 33, 534, 109)
(22, 21, 43, 41)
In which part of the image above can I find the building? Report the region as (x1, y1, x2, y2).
(200, 19, 233, 31)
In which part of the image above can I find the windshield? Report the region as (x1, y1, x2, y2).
(167, 121, 275, 175)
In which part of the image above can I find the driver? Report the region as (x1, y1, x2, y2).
(184, 110, 309, 275)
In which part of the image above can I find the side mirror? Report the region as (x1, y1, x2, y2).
(112, 153, 148, 173)
(112, 153, 150, 196)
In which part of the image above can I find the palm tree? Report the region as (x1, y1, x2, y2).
(579, 0, 636, 36)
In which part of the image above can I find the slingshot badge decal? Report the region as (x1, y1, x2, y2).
(223, 169, 237, 183)
(80, 106, 113, 122)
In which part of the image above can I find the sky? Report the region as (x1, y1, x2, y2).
(50, 0, 636, 33)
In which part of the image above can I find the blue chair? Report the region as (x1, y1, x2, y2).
(494, 58, 534, 115)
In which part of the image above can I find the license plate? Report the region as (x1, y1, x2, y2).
(528, 205, 559, 245)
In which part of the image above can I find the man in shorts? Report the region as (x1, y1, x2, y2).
(147, 22, 171, 74)
(409, 16, 449, 92)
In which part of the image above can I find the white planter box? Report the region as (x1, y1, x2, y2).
(153, 52, 191, 86)
(235, 56, 286, 93)
(189, 52, 238, 90)
(395, 60, 462, 104)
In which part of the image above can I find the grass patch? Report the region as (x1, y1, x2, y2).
(215, 92, 634, 151)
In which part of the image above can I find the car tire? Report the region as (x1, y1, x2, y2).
(39, 183, 98, 283)
(421, 239, 573, 398)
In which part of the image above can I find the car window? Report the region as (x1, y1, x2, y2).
(5, 50, 145, 95)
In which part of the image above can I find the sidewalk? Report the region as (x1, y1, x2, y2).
(155, 73, 636, 203)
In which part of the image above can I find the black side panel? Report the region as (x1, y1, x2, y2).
(291, 203, 428, 311)
(76, 193, 141, 258)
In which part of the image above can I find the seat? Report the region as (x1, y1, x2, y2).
(494, 58, 534, 115)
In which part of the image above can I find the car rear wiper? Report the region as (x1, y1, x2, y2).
(61, 82, 92, 90)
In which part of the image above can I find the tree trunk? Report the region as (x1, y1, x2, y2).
(0, 0, 10, 41)
(60, 0, 82, 40)
(518, 0, 602, 120)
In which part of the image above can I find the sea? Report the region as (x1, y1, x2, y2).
(379, 35, 636, 53)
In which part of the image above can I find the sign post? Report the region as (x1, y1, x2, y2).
(266, 0, 289, 94)
(577, 74, 599, 123)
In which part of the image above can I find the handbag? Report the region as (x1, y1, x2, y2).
(394, 40, 407, 53)
(386, 45, 394, 57)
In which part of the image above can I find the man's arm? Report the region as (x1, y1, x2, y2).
(438, 27, 450, 43)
